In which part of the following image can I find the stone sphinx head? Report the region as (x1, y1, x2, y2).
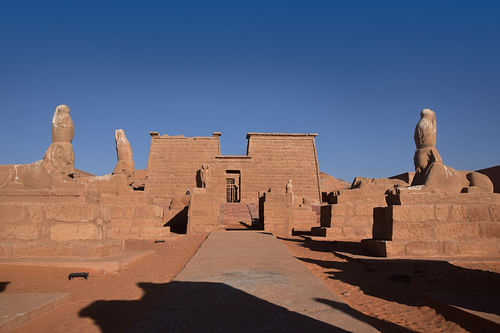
(43, 142, 75, 176)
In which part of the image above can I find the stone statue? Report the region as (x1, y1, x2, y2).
(200, 164, 209, 188)
(112, 129, 135, 179)
(43, 105, 75, 176)
(285, 179, 293, 193)
(0, 105, 76, 189)
(51, 104, 74, 143)
(414, 108, 438, 149)
(410, 109, 492, 193)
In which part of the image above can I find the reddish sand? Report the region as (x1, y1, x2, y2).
(281, 236, 500, 333)
(2, 233, 499, 332)
(1, 234, 207, 333)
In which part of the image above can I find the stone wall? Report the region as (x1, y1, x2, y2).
(0, 192, 168, 257)
(263, 192, 293, 236)
(246, 133, 321, 203)
(313, 189, 387, 241)
(262, 192, 316, 236)
(187, 188, 221, 234)
(145, 132, 321, 204)
(364, 192, 500, 257)
(145, 135, 220, 198)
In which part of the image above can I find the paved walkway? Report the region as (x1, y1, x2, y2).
(0, 293, 68, 332)
(132, 231, 378, 332)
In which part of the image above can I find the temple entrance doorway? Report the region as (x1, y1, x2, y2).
(225, 170, 240, 203)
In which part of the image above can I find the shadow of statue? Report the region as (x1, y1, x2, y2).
(287, 238, 500, 332)
(80, 281, 359, 332)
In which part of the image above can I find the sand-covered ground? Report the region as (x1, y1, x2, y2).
(1, 232, 499, 332)
(281, 236, 500, 333)
(1, 234, 207, 333)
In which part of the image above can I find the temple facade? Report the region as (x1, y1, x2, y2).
(145, 132, 322, 204)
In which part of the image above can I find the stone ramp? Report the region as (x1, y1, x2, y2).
(0, 293, 68, 332)
(131, 231, 378, 332)
(221, 203, 254, 229)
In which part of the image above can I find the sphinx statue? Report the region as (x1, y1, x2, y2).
(410, 109, 492, 193)
(0, 105, 76, 189)
(112, 129, 135, 179)
(42, 104, 75, 177)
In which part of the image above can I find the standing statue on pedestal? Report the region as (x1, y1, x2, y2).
(200, 164, 209, 188)
(285, 179, 293, 194)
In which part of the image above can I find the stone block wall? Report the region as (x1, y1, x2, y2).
(0, 192, 168, 257)
(263, 192, 293, 236)
(144, 133, 321, 204)
(246, 133, 321, 203)
(313, 189, 387, 241)
(187, 189, 221, 234)
(262, 192, 316, 236)
(146, 135, 220, 197)
(365, 192, 500, 257)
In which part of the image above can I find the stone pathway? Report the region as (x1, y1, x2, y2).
(132, 231, 378, 332)
(0, 293, 68, 332)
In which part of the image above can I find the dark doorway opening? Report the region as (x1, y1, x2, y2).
(226, 170, 241, 203)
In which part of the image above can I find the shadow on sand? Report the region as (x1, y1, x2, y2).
(281, 237, 500, 332)
(80, 281, 353, 332)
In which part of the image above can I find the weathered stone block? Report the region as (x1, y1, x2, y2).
(392, 222, 434, 241)
(102, 205, 124, 220)
(392, 205, 435, 223)
(353, 203, 374, 216)
(134, 205, 157, 219)
(450, 205, 467, 222)
(331, 215, 345, 226)
(434, 204, 450, 222)
(0, 224, 38, 240)
(123, 206, 135, 218)
(27, 205, 45, 223)
(478, 222, 500, 239)
(384, 241, 406, 257)
(332, 203, 352, 216)
(138, 227, 170, 238)
(455, 240, 499, 257)
(0, 204, 25, 224)
(489, 205, 500, 222)
(443, 241, 459, 256)
(405, 240, 443, 256)
(132, 218, 163, 227)
(345, 215, 372, 227)
(362, 240, 405, 257)
(108, 218, 134, 227)
(434, 222, 480, 240)
(46, 204, 99, 222)
(105, 226, 124, 239)
(50, 223, 101, 241)
(465, 204, 491, 222)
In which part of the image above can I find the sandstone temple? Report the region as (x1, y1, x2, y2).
(0, 105, 499, 259)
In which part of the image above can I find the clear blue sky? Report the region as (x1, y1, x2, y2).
(1, 0, 499, 182)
